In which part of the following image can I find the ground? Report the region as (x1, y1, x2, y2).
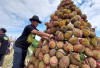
(2, 51, 14, 68)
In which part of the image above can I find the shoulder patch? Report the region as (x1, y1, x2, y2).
(4, 37, 8, 40)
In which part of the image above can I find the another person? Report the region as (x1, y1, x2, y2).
(0, 28, 10, 67)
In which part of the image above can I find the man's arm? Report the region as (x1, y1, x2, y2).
(31, 30, 53, 38)
(41, 36, 51, 41)
(0, 37, 2, 47)
(0, 43, 1, 47)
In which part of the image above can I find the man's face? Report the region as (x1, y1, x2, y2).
(31, 20, 39, 27)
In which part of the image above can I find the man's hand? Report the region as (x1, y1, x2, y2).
(49, 34, 53, 39)
(0, 43, 1, 47)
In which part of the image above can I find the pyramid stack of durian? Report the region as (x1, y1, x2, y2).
(25, 0, 100, 68)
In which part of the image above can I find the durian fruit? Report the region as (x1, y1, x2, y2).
(55, 10, 59, 15)
(68, 53, 82, 66)
(50, 56, 58, 67)
(53, 21, 59, 27)
(53, 16, 59, 21)
(74, 15, 81, 20)
(92, 50, 100, 60)
(65, 31, 73, 40)
(34, 59, 40, 68)
(59, 7, 65, 12)
(86, 37, 91, 42)
(58, 18, 62, 22)
(66, 19, 70, 24)
(38, 52, 44, 61)
(60, 25, 68, 32)
(56, 49, 65, 59)
(82, 29, 90, 37)
(49, 40, 56, 48)
(84, 48, 93, 57)
(86, 22, 92, 28)
(56, 31, 64, 41)
(80, 20, 86, 26)
(56, 41, 64, 49)
(30, 56, 36, 65)
(94, 46, 100, 50)
(59, 20, 66, 27)
(70, 17, 78, 24)
(42, 45, 50, 54)
(81, 14, 87, 20)
(70, 0, 74, 4)
(69, 64, 79, 68)
(74, 44, 85, 53)
(47, 29, 51, 34)
(63, 14, 69, 19)
(39, 61, 45, 68)
(81, 64, 90, 68)
(90, 38, 97, 47)
(48, 23, 53, 28)
(60, 1, 66, 7)
(73, 28, 83, 37)
(50, 27, 56, 33)
(59, 56, 70, 68)
(71, 6, 76, 11)
(96, 61, 100, 68)
(65, 5, 70, 9)
(56, 51, 64, 59)
(75, 8, 82, 15)
(64, 42, 73, 52)
(69, 11, 77, 18)
(35, 48, 41, 57)
(67, 23, 74, 30)
(50, 49, 56, 56)
(26, 63, 34, 68)
(79, 26, 85, 30)
(88, 57, 97, 68)
(74, 21, 81, 28)
(45, 66, 51, 68)
(79, 38, 90, 47)
(43, 54, 50, 65)
(57, 11, 63, 18)
(51, 14, 55, 19)
(54, 26, 60, 31)
(66, 0, 70, 5)
(68, 37, 79, 45)
(62, 9, 71, 14)
(45, 22, 49, 26)
(95, 37, 100, 46)
(91, 28, 95, 32)
(89, 31, 96, 38)
(87, 44, 94, 50)
(94, 38, 100, 49)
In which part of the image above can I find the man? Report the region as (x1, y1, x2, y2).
(13, 15, 53, 68)
(0, 28, 10, 68)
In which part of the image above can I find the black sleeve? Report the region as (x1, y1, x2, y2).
(0, 36, 2, 43)
(25, 25, 35, 33)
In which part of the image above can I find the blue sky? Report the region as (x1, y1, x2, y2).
(0, 0, 100, 40)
